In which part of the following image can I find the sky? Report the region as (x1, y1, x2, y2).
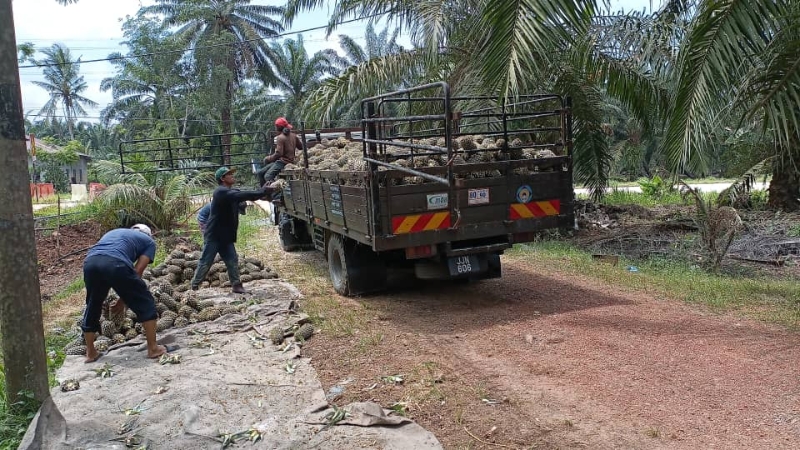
(12, 0, 653, 123)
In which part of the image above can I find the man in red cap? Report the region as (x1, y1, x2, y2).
(257, 117, 303, 187)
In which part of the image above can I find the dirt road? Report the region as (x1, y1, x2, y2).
(279, 249, 800, 449)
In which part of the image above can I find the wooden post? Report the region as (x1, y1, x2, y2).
(56, 194, 61, 256)
(0, 0, 50, 404)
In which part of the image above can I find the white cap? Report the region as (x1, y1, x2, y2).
(131, 224, 152, 237)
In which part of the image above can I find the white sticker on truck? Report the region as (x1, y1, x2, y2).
(468, 188, 490, 205)
(426, 193, 449, 210)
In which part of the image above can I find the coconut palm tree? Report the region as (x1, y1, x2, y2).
(140, 0, 285, 163)
(31, 43, 98, 140)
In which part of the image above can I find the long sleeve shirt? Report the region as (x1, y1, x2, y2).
(205, 186, 272, 243)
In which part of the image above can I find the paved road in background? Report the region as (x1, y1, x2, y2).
(574, 181, 768, 196)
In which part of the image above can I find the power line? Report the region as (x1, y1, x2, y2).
(18, 13, 387, 69)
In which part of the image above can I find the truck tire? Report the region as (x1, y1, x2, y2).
(278, 212, 310, 252)
(327, 235, 386, 296)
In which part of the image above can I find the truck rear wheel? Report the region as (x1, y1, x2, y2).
(278, 212, 311, 252)
(327, 235, 386, 296)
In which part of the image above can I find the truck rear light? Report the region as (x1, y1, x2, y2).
(405, 245, 437, 259)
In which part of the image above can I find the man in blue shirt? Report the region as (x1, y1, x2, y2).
(191, 166, 279, 293)
(82, 224, 168, 362)
(197, 203, 211, 234)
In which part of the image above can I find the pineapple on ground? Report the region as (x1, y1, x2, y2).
(270, 326, 284, 345)
(101, 320, 117, 339)
(156, 317, 173, 332)
(294, 323, 314, 341)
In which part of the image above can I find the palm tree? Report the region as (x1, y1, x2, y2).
(141, 0, 285, 164)
(333, 23, 402, 68)
(91, 159, 215, 233)
(260, 34, 338, 124)
(31, 43, 98, 140)
(660, 0, 800, 210)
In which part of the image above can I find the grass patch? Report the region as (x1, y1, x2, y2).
(508, 241, 800, 326)
(54, 278, 85, 301)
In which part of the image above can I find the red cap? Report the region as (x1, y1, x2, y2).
(275, 117, 292, 129)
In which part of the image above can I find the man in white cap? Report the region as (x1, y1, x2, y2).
(81, 224, 170, 363)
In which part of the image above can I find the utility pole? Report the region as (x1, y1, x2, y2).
(0, 0, 50, 403)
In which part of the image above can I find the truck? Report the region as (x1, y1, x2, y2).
(273, 82, 575, 296)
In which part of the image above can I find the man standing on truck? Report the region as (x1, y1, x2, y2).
(256, 117, 302, 187)
(191, 166, 280, 294)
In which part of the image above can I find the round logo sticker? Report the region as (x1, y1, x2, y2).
(516, 185, 532, 203)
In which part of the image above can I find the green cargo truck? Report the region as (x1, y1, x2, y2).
(274, 82, 575, 296)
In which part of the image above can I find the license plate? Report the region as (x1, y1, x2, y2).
(447, 255, 481, 276)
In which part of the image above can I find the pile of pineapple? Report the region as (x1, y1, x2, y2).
(284, 134, 560, 185)
(63, 250, 278, 356)
(143, 250, 277, 291)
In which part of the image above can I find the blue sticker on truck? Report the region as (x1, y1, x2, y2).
(516, 185, 532, 203)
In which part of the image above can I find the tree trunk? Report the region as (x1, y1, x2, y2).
(0, 0, 50, 404)
(767, 159, 800, 211)
(221, 79, 232, 165)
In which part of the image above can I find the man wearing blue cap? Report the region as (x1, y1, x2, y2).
(191, 166, 279, 293)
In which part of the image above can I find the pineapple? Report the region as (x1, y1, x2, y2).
(169, 250, 185, 260)
(269, 327, 284, 345)
(65, 344, 87, 356)
(170, 259, 186, 268)
(197, 307, 222, 322)
(182, 268, 194, 281)
(125, 329, 138, 340)
(155, 317, 173, 332)
(184, 260, 199, 269)
(244, 257, 263, 268)
(263, 271, 278, 280)
(101, 320, 117, 339)
(294, 323, 314, 341)
(112, 333, 126, 344)
(185, 297, 199, 310)
(459, 135, 477, 151)
(160, 296, 179, 312)
(221, 306, 239, 316)
(198, 299, 216, 309)
(178, 305, 196, 318)
(122, 318, 134, 331)
(161, 310, 178, 321)
(94, 340, 110, 352)
(240, 275, 253, 283)
(166, 265, 183, 275)
(160, 283, 174, 297)
(173, 316, 190, 328)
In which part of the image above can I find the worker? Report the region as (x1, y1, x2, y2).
(256, 117, 302, 187)
(191, 166, 280, 294)
(197, 202, 211, 234)
(81, 224, 168, 363)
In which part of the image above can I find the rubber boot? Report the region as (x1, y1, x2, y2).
(232, 283, 246, 294)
